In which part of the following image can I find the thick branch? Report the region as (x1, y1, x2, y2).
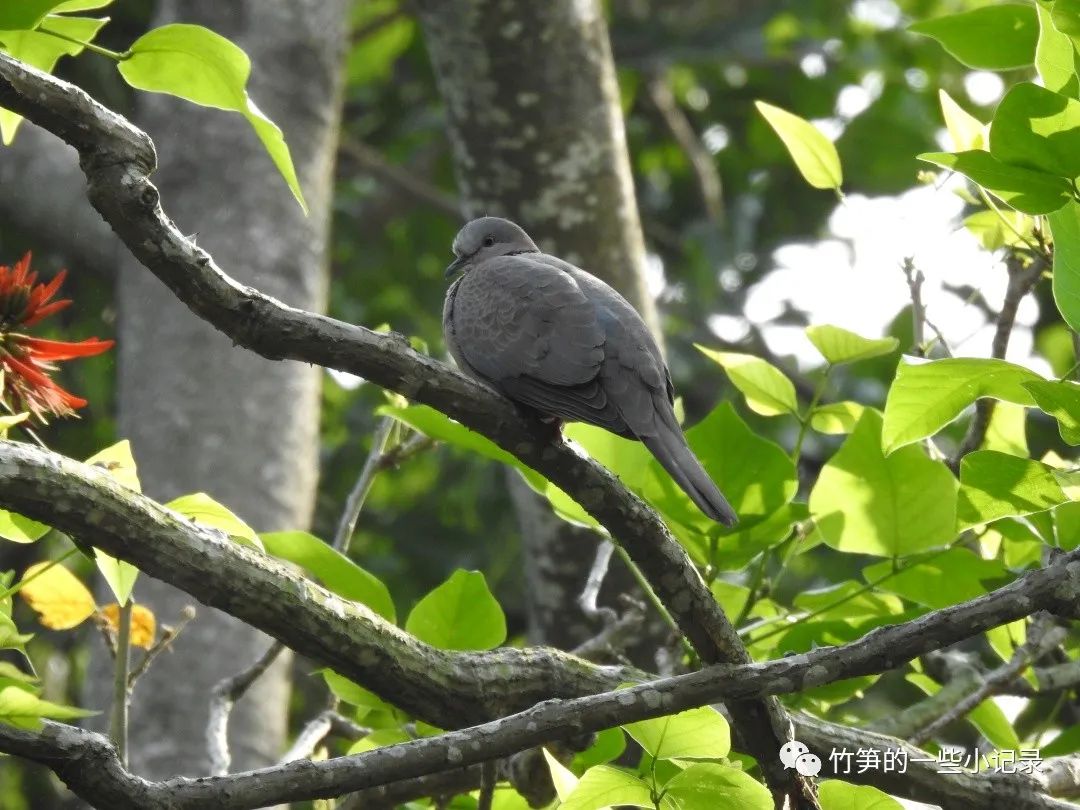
(0, 440, 628, 728)
(0, 51, 800, 800)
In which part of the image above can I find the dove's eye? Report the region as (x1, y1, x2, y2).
(483, 235, 495, 247)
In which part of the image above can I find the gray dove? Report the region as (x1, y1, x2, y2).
(443, 217, 737, 525)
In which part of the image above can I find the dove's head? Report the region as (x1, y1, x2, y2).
(445, 217, 539, 278)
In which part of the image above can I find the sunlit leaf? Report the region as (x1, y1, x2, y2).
(818, 780, 903, 810)
(19, 562, 95, 630)
(560, 765, 654, 810)
(99, 603, 156, 648)
(938, 89, 985, 151)
(881, 357, 1041, 453)
(664, 763, 773, 810)
(755, 101, 842, 190)
(86, 440, 140, 603)
(917, 151, 1071, 215)
(0, 685, 95, 730)
(405, 569, 506, 650)
(261, 531, 395, 622)
(810, 401, 866, 435)
(810, 410, 957, 556)
(0, 510, 49, 544)
(909, 5, 1037, 70)
(957, 451, 1072, 529)
(165, 492, 262, 550)
(806, 325, 898, 365)
(623, 705, 730, 760)
(0, 16, 109, 144)
(542, 748, 579, 801)
(863, 548, 1008, 610)
(1050, 203, 1080, 335)
(990, 82, 1080, 181)
(117, 24, 306, 211)
(697, 347, 799, 416)
(1036, 0, 1080, 95)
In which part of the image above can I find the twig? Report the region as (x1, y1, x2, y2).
(923, 316, 954, 357)
(339, 138, 459, 218)
(279, 710, 370, 764)
(333, 416, 395, 553)
(952, 256, 1043, 468)
(109, 600, 132, 766)
(902, 258, 926, 354)
(477, 760, 497, 810)
(644, 73, 724, 223)
(207, 640, 286, 776)
(577, 539, 616, 625)
(127, 604, 196, 688)
(909, 617, 1067, 746)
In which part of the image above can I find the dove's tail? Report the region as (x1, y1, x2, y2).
(642, 419, 738, 526)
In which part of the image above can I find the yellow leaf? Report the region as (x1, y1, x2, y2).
(85, 440, 141, 493)
(19, 563, 95, 630)
(99, 603, 156, 649)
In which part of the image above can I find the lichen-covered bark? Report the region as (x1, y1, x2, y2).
(414, 0, 655, 325)
(415, 0, 660, 660)
(83, 0, 348, 778)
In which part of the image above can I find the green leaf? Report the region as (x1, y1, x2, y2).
(51, 1, 114, 11)
(0, 412, 29, 437)
(810, 410, 957, 557)
(542, 748, 579, 801)
(623, 705, 730, 760)
(881, 357, 1042, 453)
(347, 727, 411, 754)
(818, 780, 903, 810)
(379, 404, 543, 488)
(1053, 0, 1080, 39)
(0, 15, 109, 144)
(117, 24, 306, 211)
(663, 763, 772, 810)
(957, 451, 1072, 529)
(572, 727, 627, 771)
(909, 4, 1038, 70)
(0, 685, 95, 730)
(405, 569, 506, 650)
(697, 347, 798, 416)
(754, 101, 842, 190)
(963, 210, 1035, 252)
(990, 82, 1080, 181)
(864, 548, 1008, 610)
(1043, 723, 1080, 756)
(0, 613, 32, 659)
(705, 503, 805, 571)
(319, 669, 392, 718)
(982, 401, 1029, 457)
(685, 403, 798, 522)
(938, 89, 985, 152)
(0, 1, 71, 30)
(347, 2, 415, 85)
(164, 492, 263, 550)
(261, 531, 395, 622)
(806, 325, 898, 365)
(1037, 1, 1080, 95)
(1025, 380, 1080, 444)
(86, 440, 141, 492)
(793, 581, 904, 622)
(810, 401, 865, 435)
(560, 765, 654, 810)
(0, 511, 49, 544)
(917, 151, 1071, 215)
(1050, 201, 1080, 332)
(86, 440, 141, 604)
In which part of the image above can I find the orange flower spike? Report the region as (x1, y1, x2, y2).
(0, 252, 113, 421)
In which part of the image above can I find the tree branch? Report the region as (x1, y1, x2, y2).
(0, 51, 802, 802)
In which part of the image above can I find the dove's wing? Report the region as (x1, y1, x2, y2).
(445, 255, 629, 431)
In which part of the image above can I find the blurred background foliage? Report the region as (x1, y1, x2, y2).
(1, 0, 1059, 803)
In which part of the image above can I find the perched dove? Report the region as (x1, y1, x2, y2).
(443, 217, 737, 525)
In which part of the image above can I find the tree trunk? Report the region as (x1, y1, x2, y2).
(85, 0, 347, 778)
(415, 0, 660, 652)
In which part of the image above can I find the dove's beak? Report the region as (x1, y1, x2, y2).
(444, 255, 467, 279)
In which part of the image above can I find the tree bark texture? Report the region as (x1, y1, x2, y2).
(84, 0, 348, 778)
(415, 0, 659, 652)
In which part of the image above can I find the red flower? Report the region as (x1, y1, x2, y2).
(0, 252, 113, 421)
